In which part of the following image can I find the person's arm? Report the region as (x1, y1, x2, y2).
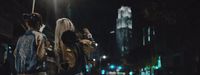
(79, 39, 95, 55)
(36, 34, 46, 61)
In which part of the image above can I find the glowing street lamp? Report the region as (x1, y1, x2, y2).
(93, 58, 96, 61)
(102, 55, 107, 59)
(99, 55, 107, 73)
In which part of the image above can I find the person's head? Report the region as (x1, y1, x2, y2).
(54, 18, 75, 50)
(61, 30, 78, 46)
(23, 13, 42, 30)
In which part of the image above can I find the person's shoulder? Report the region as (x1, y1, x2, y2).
(32, 31, 46, 39)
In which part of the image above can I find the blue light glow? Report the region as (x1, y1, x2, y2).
(141, 68, 151, 75)
(117, 66, 122, 70)
(109, 64, 115, 69)
(85, 65, 89, 72)
(129, 71, 134, 75)
(153, 56, 162, 69)
(101, 69, 106, 75)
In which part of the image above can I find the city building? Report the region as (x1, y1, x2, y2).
(116, 6, 133, 57)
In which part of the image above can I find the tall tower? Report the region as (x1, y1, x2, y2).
(116, 6, 132, 56)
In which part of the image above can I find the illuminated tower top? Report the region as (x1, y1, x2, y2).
(117, 6, 132, 29)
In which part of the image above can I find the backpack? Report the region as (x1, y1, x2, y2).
(15, 30, 41, 73)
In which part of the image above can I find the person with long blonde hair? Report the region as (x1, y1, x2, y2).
(54, 18, 75, 73)
(54, 18, 95, 75)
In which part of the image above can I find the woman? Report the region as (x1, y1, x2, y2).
(55, 18, 81, 74)
(54, 18, 95, 75)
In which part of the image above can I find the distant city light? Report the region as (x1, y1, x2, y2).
(129, 71, 134, 75)
(117, 66, 122, 70)
(110, 31, 115, 34)
(8, 46, 12, 49)
(148, 26, 150, 35)
(86, 63, 93, 72)
(109, 64, 115, 69)
(85, 65, 89, 72)
(143, 36, 145, 46)
(93, 59, 96, 61)
(102, 55, 107, 59)
(101, 69, 106, 75)
(117, 72, 126, 75)
(148, 36, 151, 42)
(153, 56, 162, 69)
(95, 43, 98, 47)
(148, 26, 151, 42)
(108, 71, 117, 74)
(158, 56, 162, 68)
(153, 30, 155, 35)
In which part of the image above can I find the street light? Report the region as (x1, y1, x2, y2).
(93, 58, 96, 61)
(99, 55, 107, 67)
(8, 46, 12, 49)
(102, 55, 107, 59)
(99, 55, 107, 74)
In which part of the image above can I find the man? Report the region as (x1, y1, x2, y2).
(14, 13, 47, 75)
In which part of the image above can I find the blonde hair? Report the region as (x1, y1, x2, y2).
(54, 18, 75, 53)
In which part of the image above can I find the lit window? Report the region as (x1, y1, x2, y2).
(148, 26, 151, 42)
